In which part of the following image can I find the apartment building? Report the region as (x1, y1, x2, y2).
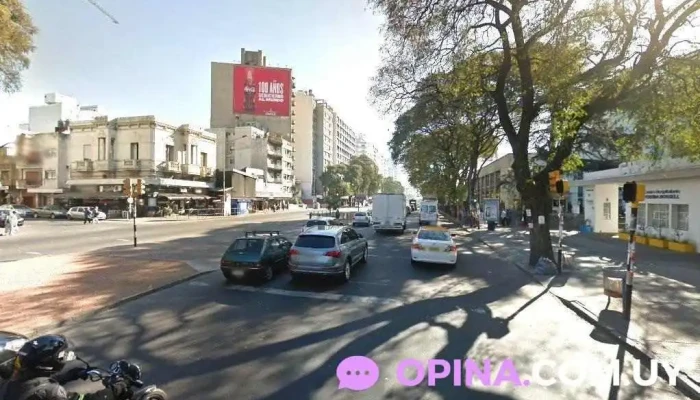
(214, 126, 294, 199)
(313, 100, 336, 193)
(292, 90, 316, 200)
(334, 116, 356, 165)
(356, 133, 385, 172)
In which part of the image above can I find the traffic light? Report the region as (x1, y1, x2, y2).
(622, 181, 646, 203)
(122, 178, 132, 196)
(135, 179, 145, 196)
(548, 170, 561, 193)
(555, 179, 570, 195)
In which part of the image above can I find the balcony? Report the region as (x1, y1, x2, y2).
(268, 133, 283, 145)
(267, 162, 283, 171)
(181, 163, 201, 176)
(15, 179, 42, 189)
(268, 148, 283, 158)
(72, 160, 94, 171)
(162, 161, 181, 173)
(93, 160, 117, 171)
(200, 166, 213, 177)
(121, 159, 156, 170)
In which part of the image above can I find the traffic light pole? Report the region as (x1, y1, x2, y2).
(132, 184, 138, 248)
(557, 197, 563, 273)
(624, 203, 638, 320)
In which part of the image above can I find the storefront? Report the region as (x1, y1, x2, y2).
(574, 159, 700, 253)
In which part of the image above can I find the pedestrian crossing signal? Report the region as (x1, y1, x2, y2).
(136, 179, 145, 196)
(548, 170, 560, 193)
(122, 179, 132, 196)
(622, 181, 646, 203)
(555, 180, 570, 195)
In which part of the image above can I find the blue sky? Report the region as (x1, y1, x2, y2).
(0, 0, 397, 156)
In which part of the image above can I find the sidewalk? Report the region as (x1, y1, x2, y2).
(105, 207, 309, 223)
(470, 226, 700, 390)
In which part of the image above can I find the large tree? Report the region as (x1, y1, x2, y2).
(370, 0, 700, 265)
(319, 165, 350, 210)
(380, 176, 405, 194)
(346, 155, 383, 198)
(0, 0, 37, 93)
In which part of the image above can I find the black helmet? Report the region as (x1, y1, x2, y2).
(15, 334, 72, 373)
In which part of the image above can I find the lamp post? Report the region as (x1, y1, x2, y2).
(223, 133, 247, 216)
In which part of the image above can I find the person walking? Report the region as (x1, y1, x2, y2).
(83, 207, 90, 224)
(3, 212, 13, 236)
(91, 207, 100, 224)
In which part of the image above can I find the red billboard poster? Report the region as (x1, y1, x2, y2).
(233, 65, 291, 117)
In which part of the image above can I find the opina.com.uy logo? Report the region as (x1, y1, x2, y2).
(336, 356, 684, 391)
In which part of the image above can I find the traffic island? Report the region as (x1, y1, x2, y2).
(0, 253, 207, 337)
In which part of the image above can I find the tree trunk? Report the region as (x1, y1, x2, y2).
(522, 176, 555, 266)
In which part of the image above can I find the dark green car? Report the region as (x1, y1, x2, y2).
(220, 231, 293, 282)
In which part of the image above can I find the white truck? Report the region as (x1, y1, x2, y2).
(372, 193, 407, 233)
(419, 198, 439, 226)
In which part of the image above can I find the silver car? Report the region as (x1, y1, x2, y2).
(288, 225, 369, 282)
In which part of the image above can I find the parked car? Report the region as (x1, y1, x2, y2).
(34, 205, 68, 219)
(352, 211, 372, 227)
(288, 225, 368, 282)
(301, 216, 343, 233)
(0, 210, 25, 228)
(66, 206, 106, 220)
(220, 231, 293, 282)
(0, 204, 36, 218)
(410, 226, 457, 267)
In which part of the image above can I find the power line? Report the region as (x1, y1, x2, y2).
(84, 0, 119, 24)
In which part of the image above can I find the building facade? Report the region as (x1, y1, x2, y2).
(292, 90, 316, 200)
(356, 133, 385, 173)
(313, 100, 336, 195)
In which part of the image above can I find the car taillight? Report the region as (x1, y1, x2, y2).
(289, 249, 299, 256)
(445, 245, 457, 252)
(412, 243, 424, 250)
(325, 250, 342, 258)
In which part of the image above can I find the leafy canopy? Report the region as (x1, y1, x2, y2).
(0, 0, 37, 93)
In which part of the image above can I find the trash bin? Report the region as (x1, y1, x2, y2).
(487, 221, 496, 231)
(603, 268, 627, 298)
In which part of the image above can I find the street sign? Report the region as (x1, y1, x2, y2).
(127, 197, 134, 204)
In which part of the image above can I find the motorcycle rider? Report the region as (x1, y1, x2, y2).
(0, 334, 133, 400)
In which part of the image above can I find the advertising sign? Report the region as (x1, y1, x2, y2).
(483, 199, 500, 222)
(233, 65, 291, 117)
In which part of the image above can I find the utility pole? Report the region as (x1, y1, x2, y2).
(549, 171, 569, 273)
(622, 181, 645, 320)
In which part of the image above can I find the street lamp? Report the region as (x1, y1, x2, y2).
(223, 133, 247, 216)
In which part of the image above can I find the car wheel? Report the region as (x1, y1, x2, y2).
(263, 265, 274, 282)
(50, 214, 55, 219)
(33, 213, 38, 218)
(360, 246, 368, 263)
(67, 215, 72, 220)
(341, 259, 352, 282)
(411, 259, 418, 267)
(223, 270, 235, 282)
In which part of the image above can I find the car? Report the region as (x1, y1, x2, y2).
(288, 225, 368, 282)
(352, 211, 371, 227)
(302, 216, 343, 233)
(34, 205, 68, 219)
(0, 210, 25, 228)
(410, 226, 458, 267)
(66, 206, 106, 220)
(0, 204, 36, 218)
(220, 231, 293, 282)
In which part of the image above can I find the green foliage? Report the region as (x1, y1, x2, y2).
(346, 155, 382, 196)
(319, 165, 349, 210)
(0, 0, 37, 93)
(380, 176, 404, 193)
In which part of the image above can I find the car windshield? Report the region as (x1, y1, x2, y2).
(294, 235, 336, 249)
(226, 239, 265, 254)
(417, 230, 451, 241)
(354, 212, 366, 217)
(421, 205, 437, 213)
(306, 220, 329, 227)
(14, 205, 31, 210)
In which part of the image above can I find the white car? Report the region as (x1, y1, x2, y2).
(352, 211, 371, 227)
(0, 204, 36, 218)
(410, 226, 457, 266)
(66, 206, 107, 220)
(301, 217, 342, 233)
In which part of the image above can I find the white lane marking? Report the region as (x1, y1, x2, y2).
(25, 251, 42, 255)
(367, 254, 412, 260)
(350, 280, 390, 286)
(117, 239, 130, 242)
(189, 281, 211, 287)
(225, 285, 406, 307)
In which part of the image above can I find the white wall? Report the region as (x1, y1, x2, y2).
(592, 184, 619, 233)
(197, 137, 216, 168)
(154, 127, 175, 164)
(113, 126, 155, 161)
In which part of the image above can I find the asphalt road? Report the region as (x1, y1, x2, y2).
(25, 213, 683, 399)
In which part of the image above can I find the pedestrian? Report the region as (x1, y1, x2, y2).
(3, 212, 12, 236)
(91, 207, 100, 224)
(83, 207, 90, 224)
(8, 210, 19, 235)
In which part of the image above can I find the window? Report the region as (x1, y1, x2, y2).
(97, 138, 106, 160)
(226, 239, 264, 254)
(109, 138, 115, 159)
(83, 144, 91, 160)
(341, 231, 351, 244)
(637, 203, 647, 227)
(44, 170, 56, 179)
(166, 145, 174, 162)
(190, 145, 197, 164)
(421, 205, 437, 213)
(648, 204, 670, 229)
(346, 229, 359, 240)
(130, 143, 139, 160)
(268, 239, 280, 249)
(294, 235, 336, 248)
(603, 202, 611, 220)
(671, 204, 689, 231)
(305, 220, 329, 228)
(201, 152, 208, 167)
(417, 230, 451, 241)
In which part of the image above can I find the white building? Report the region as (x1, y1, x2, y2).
(574, 158, 699, 253)
(214, 126, 293, 198)
(292, 90, 316, 200)
(356, 133, 385, 172)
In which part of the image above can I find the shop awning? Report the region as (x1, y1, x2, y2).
(158, 194, 212, 200)
(53, 192, 128, 200)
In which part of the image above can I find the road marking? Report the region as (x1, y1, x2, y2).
(350, 280, 391, 286)
(25, 251, 42, 255)
(189, 281, 211, 287)
(225, 285, 406, 307)
(117, 239, 130, 242)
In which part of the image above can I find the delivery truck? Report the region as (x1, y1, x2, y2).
(372, 193, 407, 233)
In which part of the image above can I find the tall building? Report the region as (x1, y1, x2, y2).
(210, 48, 297, 196)
(334, 115, 356, 165)
(356, 133, 384, 172)
(313, 100, 336, 195)
(293, 90, 316, 200)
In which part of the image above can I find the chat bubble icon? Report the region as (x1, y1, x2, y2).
(336, 355, 380, 391)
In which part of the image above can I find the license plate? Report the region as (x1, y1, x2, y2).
(232, 270, 245, 278)
(429, 247, 440, 252)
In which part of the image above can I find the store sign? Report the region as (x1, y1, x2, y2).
(645, 189, 680, 199)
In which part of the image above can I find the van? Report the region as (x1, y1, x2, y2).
(419, 199, 438, 226)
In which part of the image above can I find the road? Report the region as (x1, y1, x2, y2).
(11, 213, 688, 399)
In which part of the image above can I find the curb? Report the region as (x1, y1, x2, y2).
(26, 269, 216, 338)
(473, 233, 700, 400)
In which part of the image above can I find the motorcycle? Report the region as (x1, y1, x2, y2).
(75, 356, 168, 400)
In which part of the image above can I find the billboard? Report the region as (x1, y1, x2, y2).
(233, 65, 291, 117)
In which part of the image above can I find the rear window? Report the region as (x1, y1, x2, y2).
(295, 235, 336, 249)
(421, 205, 437, 213)
(226, 239, 264, 253)
(354, 212, 366, 217)
(417, 230, 450, 241)
(306, 220, 329, 227)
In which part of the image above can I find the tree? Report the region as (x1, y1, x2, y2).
(345, 154, 383, 200)
(0, 0, 38, 93)
(370, 0, 700, 265)
(319, 164, 349, 210)
(380, 176, 404, 194)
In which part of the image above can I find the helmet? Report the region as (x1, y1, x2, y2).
(15, 334, 72, 374)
